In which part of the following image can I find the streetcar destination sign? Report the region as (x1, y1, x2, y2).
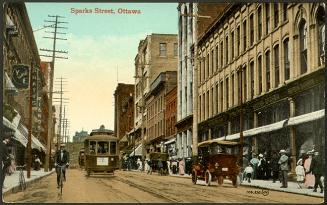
(96, 157, 109, 166)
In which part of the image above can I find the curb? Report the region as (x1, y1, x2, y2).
(3, 170, 55, 197)
(240, 183, 324, 198)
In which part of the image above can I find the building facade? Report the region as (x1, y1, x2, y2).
(133, 34, 178, 159)
(176, 3, 229, 170)
(164, 86, 177, 159)
(72, 130, 89, 143)
(113, 83, 135, 153)
(196, 3, 325, 174)
(145, 71, 177, 154)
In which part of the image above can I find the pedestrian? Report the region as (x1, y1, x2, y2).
(157, 158, 163, 175)
(271, 151, 280, 183)
(1, 135, 12, 189)
(179, 158, 185, 175)
(296, 159, 305, 189)
(243, 163, 254, 183)
(137, 158, 142, 171)
(309, 151, 324, 193)
(304, 151, 315, 189)
(278, 149, 289, 188)
(34, 155, 42, 171)
(250, 153, 259, 179)
(172, 160, 177, 174)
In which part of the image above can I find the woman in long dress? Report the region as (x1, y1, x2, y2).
(304, 152, 315, 188)
(179, 159, 185, 175)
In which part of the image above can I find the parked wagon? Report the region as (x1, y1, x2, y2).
(191, 140, 241, 187)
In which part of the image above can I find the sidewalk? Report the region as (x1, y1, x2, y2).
(2, 168, 55, 196)
(168, 173, 324, 198)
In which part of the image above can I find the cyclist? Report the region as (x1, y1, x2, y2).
(54, 143, 70, 188)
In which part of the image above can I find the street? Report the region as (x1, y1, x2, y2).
(4, 168, 323, 203)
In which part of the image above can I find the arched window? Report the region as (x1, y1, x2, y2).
(299, 19, 307, 74)
(274, 44, 279, 86)
(283, 38, 290, 80)
(265, 50, 271, 90)
(258, 55, 263, 94)
(316, 6, 325, 65)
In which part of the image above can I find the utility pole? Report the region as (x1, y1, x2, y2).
(27, 60, 33, 178)
(40, 15, 68, 172)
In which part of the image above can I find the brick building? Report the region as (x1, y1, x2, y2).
(145, 71, 177, 154)
(164, 86, 177, 159)
(114, 83, 135, 153)
(132, 34, 178, 159)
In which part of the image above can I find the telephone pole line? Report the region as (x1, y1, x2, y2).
(41, 15, 68, 172)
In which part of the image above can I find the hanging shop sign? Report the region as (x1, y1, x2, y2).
(12, 64, 29, 89)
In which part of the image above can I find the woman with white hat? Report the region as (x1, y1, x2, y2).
(296, 159, 305, 188)
(304, 151, 315, 189)
(278, 149, 289, 188)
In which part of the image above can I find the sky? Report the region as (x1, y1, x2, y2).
(26, 3, 178, 141)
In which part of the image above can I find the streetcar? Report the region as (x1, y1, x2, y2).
(84, 125, 119, 176)
(191, 139, 241, 187)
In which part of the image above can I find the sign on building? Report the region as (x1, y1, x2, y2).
(12, 64, 29, 89)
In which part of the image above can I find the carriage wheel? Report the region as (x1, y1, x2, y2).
(192, 170, 197, 184)
(217, 175, 224, 186)
(204, 170, 212, 186)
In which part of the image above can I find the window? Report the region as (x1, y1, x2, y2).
(243, 66, 247, 102)
(283, 3, 288, 21)
(226, 36, 229, 64)
(206, 54, 209, 78)
(206, 91, 209, 119)
(250, 61, 254, 99)
(231, 31, 234, 59)
(237, 26, 240, 56)
(110, 141, 117, 155)
(231, 74, 234, 106)
(220, 41, 223, 68)
(265, 51, 271, 90)
(238, 71, 241, 104)
(226, 78, 229, 109)
(258, 6, 262, 40)
(199, 60, 202, 83)
(250, 14, 254, 45)
(220, 81, 223, 111)
(211, 49, 214, 75)
(283, 38, 290, 80)
(211, 87, 214, 116)
(203, 93, 205, 120)
(299, 19, 308, 74)
(274, 45, 280, 86)
(216, 84, 219, 113)
(274, 3, 279, 28)
(174, 43, 178, 56)
(317, 6, 325, 66)
(159, 43, 167, 56)
(266, 4, 270, 34)
(216, 45, 219, 71)
(243, 20, 247, 51)
(199, 95, 202, 121)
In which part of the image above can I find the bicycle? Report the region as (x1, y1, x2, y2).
(56, 165, 66, 196)
(16, 165, 26, 191)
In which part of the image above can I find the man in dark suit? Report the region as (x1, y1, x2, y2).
(309, 151, 324, 193)
(54, 144, 70, 188)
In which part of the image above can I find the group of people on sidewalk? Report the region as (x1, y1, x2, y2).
(242, 149, 324, 193)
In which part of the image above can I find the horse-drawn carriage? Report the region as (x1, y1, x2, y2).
(146, 152, 169, 175)
(191, 140, 241, 187)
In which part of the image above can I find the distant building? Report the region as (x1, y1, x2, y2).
(73, 130, 89, 143)
(164, 86, 177, 159)
(133, 33, 178, 158)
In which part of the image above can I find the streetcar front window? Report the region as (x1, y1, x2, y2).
(110, 141, 116, 155)
(97, 141, 109, 154)
(90, 141, 96, 154)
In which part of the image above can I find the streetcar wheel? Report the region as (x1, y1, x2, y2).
(217, 175, 224, 186)
(192, 170, 197, 185)
(204, 170, 212, 186)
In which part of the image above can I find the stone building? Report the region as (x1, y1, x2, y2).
(196, 3, 325, 174)
(3, 2, 46, 165)
(164, 86, 177, 159)
(176, 3, 229, 169)
(72, 130, 89, 143)
(133, 34, 178, 159)
(113, 83, 134, 153)
(145, 71, 177, 154)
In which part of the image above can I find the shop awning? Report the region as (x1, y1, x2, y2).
(164, 138, 176, 145)
(129, 144, 142, 157)
(287, 109, 324, 126)
(18, 124, 46, 151)
(119, 134, 128, 143)
(3, 116, 16, 131)
(217, 120, 287, 141)
(4, 72, 18, 94)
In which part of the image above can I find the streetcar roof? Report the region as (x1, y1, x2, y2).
(198, 139, 240, 147)
(84, 134, 117, 141)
